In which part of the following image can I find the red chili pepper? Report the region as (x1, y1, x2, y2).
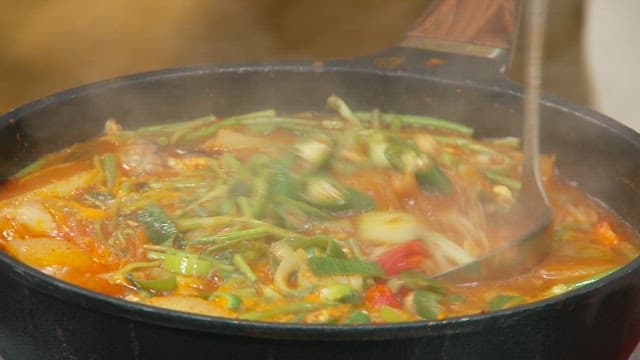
(376, 240, 427, 275)
(365, 284, 402, 309)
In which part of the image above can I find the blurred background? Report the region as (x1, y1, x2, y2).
(0, 0, 638, 130)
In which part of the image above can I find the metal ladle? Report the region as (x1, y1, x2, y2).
(437, 0, 552, 282)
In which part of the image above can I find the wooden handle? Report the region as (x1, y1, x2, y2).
(403, 0, 520, 58)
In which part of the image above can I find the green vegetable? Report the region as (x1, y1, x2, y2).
(125, 268, 177, 292)
(137, 205, 178, 244)
(488, 294, 525, 311)
(183, 109, 275, 141)
(326, 238, 348, 259)
(413, 290, 442, 320)
(209, 293, 242, 310)
(415, 163, 452, 194)
(321, 284, 362, 304)
(357, 211, 422, 245)
(378, 305, 410, 322)
(384, 143, 451, 195)
(421, 231, 474, 266)
(307, 256, 384, 277)
(484, 170, 522, 190)
(273, 196, 330, 230)
(158, 252, 215, 277)
(102, 154, 118, 190)
(14, 158, 46, 179)
(299, 176, 374, 212)
(232, 254, 257, 281)
(397, 272, 446, 293)
(327, 95, 361, 127)
(355, 111, 474, 136)
(344, 311, 371, 324)
(283, 235, 346, 258)
(294, 134, 333, 171)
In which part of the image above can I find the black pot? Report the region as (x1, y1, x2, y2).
(1, 1, 640, 359)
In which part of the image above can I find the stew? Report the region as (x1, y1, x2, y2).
(0, 96, 637, 324)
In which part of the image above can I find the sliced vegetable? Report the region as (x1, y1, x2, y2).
(209, 293, 242, 310)
(355, 111, 474, 136)
(327, 95, 361, 127)
(158, 252, 215, 277)
(183, 109, 275, 141)
(484, 170, 522, 190)
(320, 284, 362, 304)
(232, 254, 257, 281)
(137, 205, 178, 244)
(102, 153, 118, 190)
(413, 290, 442, 320)
(126, 268, 177, 292)
(384, 143, 451, 194)
(415, 163, 452, 194)
(344, 311, 371, 324)
(294, 134, 333, 171)
(358, 211, 422, 245)
(299, 176, 374, 212)
(378, 305, 409, 322)
(308, 256, 384, 277)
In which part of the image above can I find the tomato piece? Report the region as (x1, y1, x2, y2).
(376, 240, 427, 275)
(365, 284, 401, 309)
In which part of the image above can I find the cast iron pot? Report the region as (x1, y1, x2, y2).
(1, 1, 639, 359)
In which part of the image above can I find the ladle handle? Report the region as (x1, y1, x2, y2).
(402, 0, 521, 67)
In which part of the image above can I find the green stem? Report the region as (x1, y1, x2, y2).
(356, 112, 473, 136)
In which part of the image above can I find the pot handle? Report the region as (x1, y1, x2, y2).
(401, 0, 521, 71)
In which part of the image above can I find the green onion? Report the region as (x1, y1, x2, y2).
(378, 305, 410, 323)
(102, 153, 118, 190)
(320, 284, 362, 304)
(415, 163, 452, 194)
(484, 170, 522, 190)
(125, 268, 177, 292)
(299, 176, 374, 212)
(133, 114, 217, 135)
(356, 111, 474, 136)
(433, 134, 513, 161)
(183, 109, 275, 141)
(146, 246, 235, 272)
(413, 290, 442, 320)
(14, 158, 46, 179)
(294, 134, 333, 171)
(397, 272, 446, 293)
(136, 205, 178, 244)
(384, 142, 451, 195)
(158, 252, 215, 277)
(344, 311, 371, 324)
(209, 293, 242, 310)
(188, 226, 278, 246)
(327, 95, 361, 127)
(232, 254, 257, 281)
(307, 256, 384, 277)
